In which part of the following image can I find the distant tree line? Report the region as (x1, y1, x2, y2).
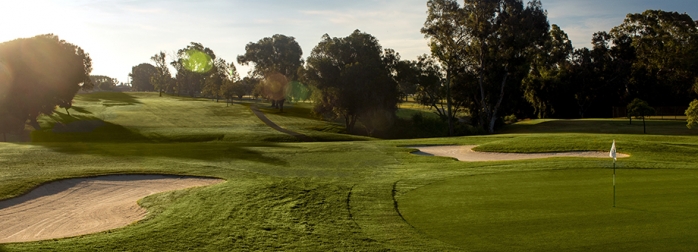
(124, 2, 698, 134)
(3, 1, 697, 139)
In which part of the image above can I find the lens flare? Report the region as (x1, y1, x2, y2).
(262, 73, 289, 100)
(0, 61, 13, 102)
(182, 50, 213, 73)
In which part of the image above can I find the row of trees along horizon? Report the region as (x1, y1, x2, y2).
(2, 0, 698, 139)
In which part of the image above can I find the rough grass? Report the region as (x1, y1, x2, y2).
(1, 92, 697, 251)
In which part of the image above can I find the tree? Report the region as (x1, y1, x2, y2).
(611, 10, 698, 107)
(422, 0, 468, 135)
(627, 98, 656, 133)
(0, 34, 92, 137)
(202, 58, 238, 102)
(302, 30, 399, 133)
(130, 63, 157, 92)
(468, 0, 549, 132)
(412, 55, 453, 120)
(686, 99, 698, 129)
(522, 24, 573, 118)
(171, 42, 216, 97)
(237, 34, 303, 111)
(393, 59, 420, 102)
(220, 80, 236, 106)
(235, 77, 258, 99)
(150, 51, 171, 96)
(259, 73, 289, 111)
(90, 75, 119, 91)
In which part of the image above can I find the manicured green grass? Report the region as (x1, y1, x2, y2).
(502, 118, 696, 136)
(254, 102, 373, 141)
(400, 168, 698, 251)
(1, 92, 698, 251)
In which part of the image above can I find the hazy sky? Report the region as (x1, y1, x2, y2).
(1, 0, 696, 81)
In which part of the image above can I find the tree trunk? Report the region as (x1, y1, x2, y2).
(65, 108, 70, 116)
(271, 100, 277, 108)
(159, 88, 162, 97)
(279, 99, 285, 112)
(446, 70, 453, 136)
(488, 71, 509, 133)
(29, 118, 41, 130)
(642, 116, 646, 134)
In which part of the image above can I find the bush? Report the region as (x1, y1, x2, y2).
(504, 114, 518, 124)
(686, 99, 698, 129)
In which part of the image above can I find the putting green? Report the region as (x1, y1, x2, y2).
(399, 169, 698, 251)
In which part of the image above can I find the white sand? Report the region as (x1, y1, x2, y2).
(0, 175, 223, 243)
(409, 145, 629, 162)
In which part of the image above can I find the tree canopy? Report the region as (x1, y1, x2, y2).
(130, 63, 157, 92)
(303, 30, 399, 133)
(238, 34, 304, 111)
(171, 42, 217, 97)
(0, 34, 92, 135)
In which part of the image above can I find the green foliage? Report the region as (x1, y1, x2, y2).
(171, 42, 217, 97)
(237, 34, 303, 111)
(627, 98, 656, 118)
(150, 51, 171, 95)
(611, 10, 698, 106)
(503, 114, 518, 124)
(423, 0, 550, 133)
(303, 30, 399, 133)
(130, 63, 157, 92)
(89, 75, 119, 91)
(237, 34, 303, 80)
(523, 24, 573, 119)
(686, 99, 698, 129)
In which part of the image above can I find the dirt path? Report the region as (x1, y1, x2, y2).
(409, 145, 629, 162)
(250, 105, 314, 141)
(0, 175, 223, 243)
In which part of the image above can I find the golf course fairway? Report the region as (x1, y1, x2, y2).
(2, 92, 698, 251)
(399, 168, 698, 251)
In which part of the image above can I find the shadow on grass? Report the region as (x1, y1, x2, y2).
(77, 92, 142, 106)
(69, 106, 92, 114)
(31, 140, 290, 167)
(32, 114, 291, 166)
(500, 119, 698, 136)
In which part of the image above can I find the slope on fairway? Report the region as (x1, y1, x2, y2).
(399, 168, 698, 251)
(0, 175, 222, 243)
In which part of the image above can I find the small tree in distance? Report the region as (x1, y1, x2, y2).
(627, 98, 655, 133)
(686, 99, 698, 129)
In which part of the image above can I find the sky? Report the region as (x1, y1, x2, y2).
(1, 0, 696, 82)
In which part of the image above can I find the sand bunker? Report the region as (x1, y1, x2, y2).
(0, 175, 223, 243)
(410, 145, 629, 162)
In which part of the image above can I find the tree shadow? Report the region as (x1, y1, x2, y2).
(500, 119, 698, 136)
(77, 92, 142, 106)
(69, 106, 92, 114)
(31, 141, 291, 167)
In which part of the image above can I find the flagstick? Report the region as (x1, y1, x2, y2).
(613, 161, 616, 208)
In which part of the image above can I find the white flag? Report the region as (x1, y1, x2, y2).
(610, 140, 617, 161)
